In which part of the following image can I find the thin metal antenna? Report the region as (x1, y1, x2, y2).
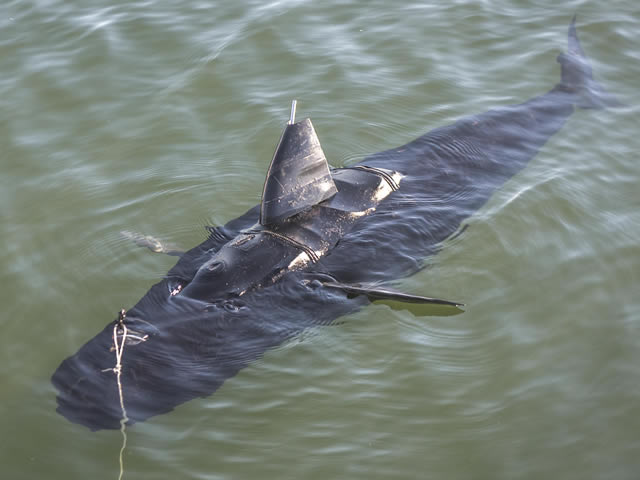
(288, 99, 297, 125)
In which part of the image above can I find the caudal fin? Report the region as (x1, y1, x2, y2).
(557, 15, 621, 109)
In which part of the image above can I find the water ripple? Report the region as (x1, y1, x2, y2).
(2, 2, 640, 479)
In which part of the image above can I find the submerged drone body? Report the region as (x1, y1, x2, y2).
(176, 107, 411, 305)
(52, 19, 616, 430)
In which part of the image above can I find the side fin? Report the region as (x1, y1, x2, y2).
(322, 281, 464, 307)
(557, 15, 621, 109)
(260, 102, 338, 226)
(205, 225, 232, 243)
(120, 231, 184, 256)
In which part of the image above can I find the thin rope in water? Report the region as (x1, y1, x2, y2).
(112, 321, 129, 480)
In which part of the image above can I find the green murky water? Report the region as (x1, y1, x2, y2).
(1, 1, 639, 479)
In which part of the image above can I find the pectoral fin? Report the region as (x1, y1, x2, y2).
(120, 231, 184, 256)
(322, 281, 464, 307)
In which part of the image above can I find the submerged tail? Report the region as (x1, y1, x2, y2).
(556, 15, 620, 109)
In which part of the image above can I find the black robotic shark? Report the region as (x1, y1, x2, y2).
(52, 19, 616, 430)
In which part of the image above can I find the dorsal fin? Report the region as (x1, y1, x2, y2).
(260, 103, 337, 226)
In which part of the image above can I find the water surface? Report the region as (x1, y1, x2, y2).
(1, 1, 639, 479)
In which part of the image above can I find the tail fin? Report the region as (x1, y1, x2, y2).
(557, 15, 621, 109)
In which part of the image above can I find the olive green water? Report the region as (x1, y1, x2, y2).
(2, 1, 639, 479)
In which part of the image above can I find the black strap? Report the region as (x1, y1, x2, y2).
(242, 228, 320, 263)
(347, 165, 400, 191)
